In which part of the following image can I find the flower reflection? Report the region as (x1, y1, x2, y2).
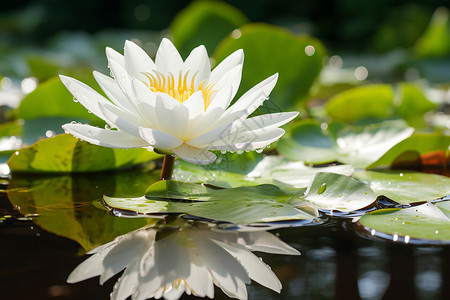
(68, 219, 299, 300)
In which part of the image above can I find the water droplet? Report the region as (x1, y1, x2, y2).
(256, 148, 263, 153)
(393, 234, 399, 242)
(73, 97, 79, 102)
(404, 235, 410, 243)
(318, 183, 327, 194)
(435, 230, 439, 234)
(220, 150, 227, 154)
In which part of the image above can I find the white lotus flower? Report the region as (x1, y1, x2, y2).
(67, 222, 299, 300)
(60, 39, 298, 165)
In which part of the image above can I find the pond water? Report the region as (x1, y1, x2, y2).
(1, 179, 448, 300)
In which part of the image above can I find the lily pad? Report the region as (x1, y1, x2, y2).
(174, 154, 354, 189)
(325, 84, 395, 123)
(7, 134, 161, 173)
(354, 170, 450, 204)
(278, 119, 414, 167)
(18, 76, 102, 124)
(368, 133, 450, 169)
(296, 172, 377, 212)
(359, 201, 450, 244)
(104, 180, 318, 224)
(214, 23, 324, 110)
(170, 0, 248, 57)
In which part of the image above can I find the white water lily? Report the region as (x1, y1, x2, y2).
(60, 39, 298, 165)
(67, 222, 299, 300)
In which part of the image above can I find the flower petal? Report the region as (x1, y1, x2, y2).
(155, 92, 189, 139)
(206, 85, 232, 113)
(124, 40, 156, 82)
(62, 123, 149, 148)
(184, 107, 225, 141)
(100, 230, 155, 285)
(183, 90, 205, 120)
(108, 59, 135, 103)
(191, 233, 249, 299)
(172, 144, 216, 165)
(224, 73, 278, 118)
(184, 45, 211, 87)
(93, 71, 136, 113)
(238, 111, 298, 132)
(110, 258, 139, 300)
(212, 64, 242, 102)
(215, 240, 282, 293)
(237, 231, 300, 255)
(106, 47, 125, 67)
(67, 245, 114, 283)
(185, 112, 245, 148)
(204, 128, 285, 151)
(139, 127, 183, 150)
(59, 75, 110, 121)
(155, 38, 183, 75)
(131, 79, 160, 129)
(210, 49, 243, 83)
(100, 103, 142, 137)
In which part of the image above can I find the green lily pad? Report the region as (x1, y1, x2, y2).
(214, 23, 324, 110)
(415, 7, 450, 58)
(104, 180, 318, 224)
(170, 0, 248, 57)
(7, 134, 161, 173)
(396, 83, 436, 127)
(368, 133, 450, 169)
(7, 169, 161, 251)
(296, 172, 377, 212)
(17, 76, 102, 124)
(353, 170, 450, 204)
(278, 119, 413, 167)
(175, 153, 354, 189)
(325, 84, 395, 123)
(359, 201, 450, 244)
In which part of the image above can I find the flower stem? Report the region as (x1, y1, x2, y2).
(160, 155, 175, 180)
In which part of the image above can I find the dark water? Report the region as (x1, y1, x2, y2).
(1, 189, 449, 300)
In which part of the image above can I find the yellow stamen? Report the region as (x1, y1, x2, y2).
(143, 70, 216, 110)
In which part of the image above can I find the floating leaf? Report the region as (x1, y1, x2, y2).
(214, 24, 324, 110)
(104, 181, 318, 224)
(354, 170, 450, 204)
(293, 172, 377, 212)
(8, 134, 161, 173)
(325, 84, 395, 123)
(175, 154, 354, 189)
(396, 83, 436, 127)
(17, 76, 102, 124)
(7, 169, 161, 250)
(359, 201, 450, 244)
(278, 119, 413, 167)
(170, 0, 248, 57)
(415, 7, 450, 58)
(368, 133, 450, 169)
